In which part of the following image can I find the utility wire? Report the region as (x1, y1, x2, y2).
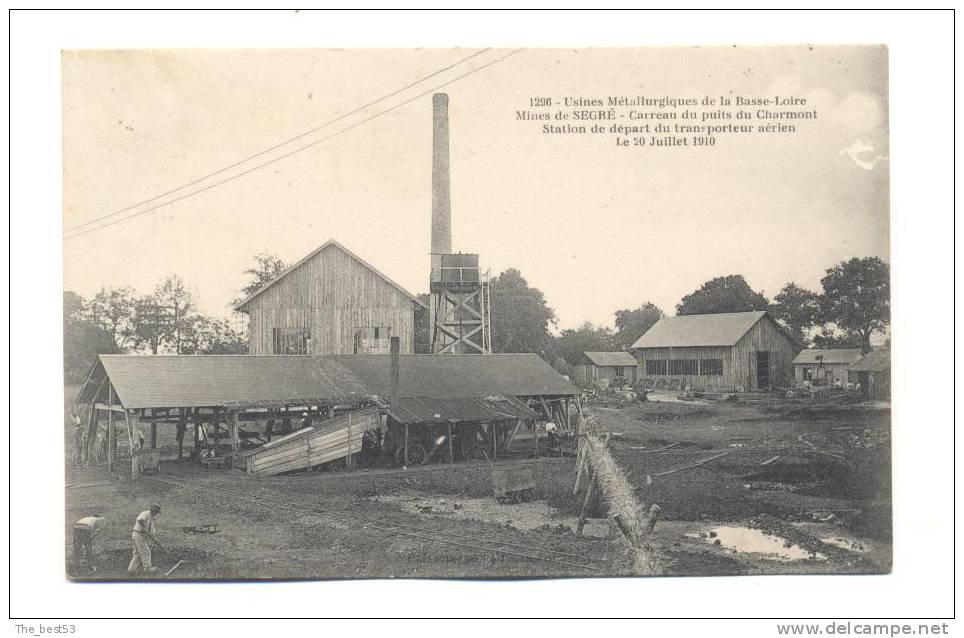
(65, 48, 493, 235)
(66, 48, 523, 241)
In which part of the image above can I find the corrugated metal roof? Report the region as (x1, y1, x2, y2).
(848, 349, 890, 373)
(630, 311, 768, 348)
(792, 349, 864, 365)
(583, 351, 638, 367)
(387, 395, 538, 424)
(234, 239, 426, 311)
(79, 353, 578, 410)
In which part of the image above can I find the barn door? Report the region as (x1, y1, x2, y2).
(756, 352, 770, 389)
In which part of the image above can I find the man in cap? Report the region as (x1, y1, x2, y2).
(128, 504, 161, 575)
(72, 514, 106, 573)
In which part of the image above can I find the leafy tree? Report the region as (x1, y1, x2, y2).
(613, 302, 664, 350)
(235, 252, 289, 305)
(63, 291, 117, 383)
(819, 257, 890, 352)
(677, 275, 769, 316)
(769, 283, 820, 349)
(489, 268, 557, 357)
(86, 286, 137, 351)
(180, 315, 248, 354)
(153, 275, 196, 354)
(550, 356, 574, 378)
(552, 321, 616, 366)
(811, 327, 862, 350)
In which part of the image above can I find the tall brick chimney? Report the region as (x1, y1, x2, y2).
(431, 93, 452, 254)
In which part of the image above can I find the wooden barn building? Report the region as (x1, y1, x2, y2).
(630, 311, 797, 391)
(792, 348, 864, 388)
(573, 351, 639, 386)
(848, 348, 891, 400)
(235, 240, 426, 355)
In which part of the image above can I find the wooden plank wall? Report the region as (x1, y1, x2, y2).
(245, 245, 417, 355)
(244, 407, 380, 477)
(632, 316, 796, 391)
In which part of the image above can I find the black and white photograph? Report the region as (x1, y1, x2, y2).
(6, 7, 956, 629)
(60, 44, 892, 581)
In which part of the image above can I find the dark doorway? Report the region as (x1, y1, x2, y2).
(756, 351, 770, 389)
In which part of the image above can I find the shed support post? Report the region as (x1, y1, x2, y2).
(404, 424, 409, 467)
(345, 411, 354, 471)
(229, 410, 240, 457)
(492, 423, 498, 461)
(213, 409, 221, 454)
(150, 422, 157, 449)
(127, 411, 139, 479)
(107, 386, 114, 474)
(447, 423, 454, 463)
(193, 421, 200, 461)
(533, 420, 540, 458)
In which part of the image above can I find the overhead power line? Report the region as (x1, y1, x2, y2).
(64, 47, 502, 237)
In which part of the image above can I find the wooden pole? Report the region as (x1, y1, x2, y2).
(533, 421, 540, 458)
(107, 387, 114, 473)
(447, 423, 454, 463)
(193, 420, 200, 461)
(150, 422, 157, 449)
(126, 411, 139, 479)
(492, 422, 498, 461)
(404, 424, 409, 466)
(572, 442, 587, 495)
(346, 410, 354, 471)
(576, 472, 595, 537)
(229, 410, 240, 456)
(213, 409, 221, 455)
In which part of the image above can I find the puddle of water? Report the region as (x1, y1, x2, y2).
(821, 536, 871, 553)
(374, 494, 611, 538)
(688, 526, 826, 562)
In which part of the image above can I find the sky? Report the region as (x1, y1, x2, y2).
(62, 46, 889, 330)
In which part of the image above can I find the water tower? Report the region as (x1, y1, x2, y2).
(428, 93, 491, 354)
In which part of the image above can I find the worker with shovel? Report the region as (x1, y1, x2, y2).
(72, 514, 106, 574)
(127, 504, 161, 575)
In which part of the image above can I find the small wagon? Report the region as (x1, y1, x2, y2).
(491, 465, 536, 504)
(137, 449, 160, 475)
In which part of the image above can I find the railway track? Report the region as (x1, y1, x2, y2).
(153, 475, 608, 575)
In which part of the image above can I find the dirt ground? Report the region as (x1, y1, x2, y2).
(64, 392, 892, 580)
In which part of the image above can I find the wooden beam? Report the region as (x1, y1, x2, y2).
(576, 472, 596, 537)
(150, 423, 157, 449)
(107, 386, 114, 473)
(229, 410, 240, 456)
(345, 410, 354, 471)
(126, 411, 138, 479)
(447, 422, 454, 463)
(93, 403, 127, 413)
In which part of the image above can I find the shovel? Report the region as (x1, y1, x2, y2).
(150, 536, 185, 577)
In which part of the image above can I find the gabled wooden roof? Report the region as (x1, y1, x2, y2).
(631, 311, 792, 349)
(76, 353, 578, 410)
(234, 239, 426, 312)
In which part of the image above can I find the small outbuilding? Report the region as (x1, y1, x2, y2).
(630, 311, 797, 391)
(573, 351, 639, 386)
(792, 348, 864, 388)
(848, 348, 891, 400)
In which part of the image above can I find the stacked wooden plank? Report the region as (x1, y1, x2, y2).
(244, 408, 380, 477)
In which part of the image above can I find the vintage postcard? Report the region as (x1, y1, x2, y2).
(62, 46, 891, 581)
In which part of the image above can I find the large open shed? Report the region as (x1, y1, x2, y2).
(75, 351, 579, 476)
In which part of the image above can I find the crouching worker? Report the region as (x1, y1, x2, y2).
(128, 504, 161, 575)
(73, 514, 106, 573)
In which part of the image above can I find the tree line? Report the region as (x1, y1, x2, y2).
(64, 275, 248, 382)
(481, 256, 889, 377)
(65, 251, 889, 383)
